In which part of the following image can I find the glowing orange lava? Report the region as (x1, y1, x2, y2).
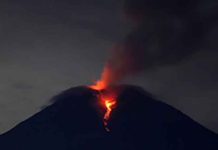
(89, 66, 117, 132)
(102, 96, 116, 131)
(89, 85, 117, 131)
(104, 99, 116, 121)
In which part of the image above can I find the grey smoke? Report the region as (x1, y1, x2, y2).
(106, 0, 218, 84)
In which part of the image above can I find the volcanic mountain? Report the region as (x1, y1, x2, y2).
(0, 85, 218, 150)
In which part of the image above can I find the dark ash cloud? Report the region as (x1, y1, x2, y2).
(105, 0, 218, 84)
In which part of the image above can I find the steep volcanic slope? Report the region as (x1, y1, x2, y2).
(0, 87, 109, 150)
(0, 85, 218, 150)
(108, 85, 218, 149)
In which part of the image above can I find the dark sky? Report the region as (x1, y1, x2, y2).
(0, 0, 218, 133)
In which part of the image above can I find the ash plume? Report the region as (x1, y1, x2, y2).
(103, 0, 218, 85)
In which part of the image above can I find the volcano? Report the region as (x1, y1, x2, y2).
(0, 85, 218, 150)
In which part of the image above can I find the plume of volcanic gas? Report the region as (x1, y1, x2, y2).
(94, 0, 218, 87)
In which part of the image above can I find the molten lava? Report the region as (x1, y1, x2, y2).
(90, 86, 117, 131)
(101, 94, 116, 131)
(89, 66, 117, 132)
(104, 99, 116, 121)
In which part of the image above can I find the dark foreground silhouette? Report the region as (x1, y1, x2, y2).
(0, 85, 218, 150)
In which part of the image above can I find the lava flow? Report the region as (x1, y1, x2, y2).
(89, 67, 117, 132)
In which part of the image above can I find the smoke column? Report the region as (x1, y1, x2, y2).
(96, 0, 218, 88)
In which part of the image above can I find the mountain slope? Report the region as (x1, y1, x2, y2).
(0, 85, 217, 150)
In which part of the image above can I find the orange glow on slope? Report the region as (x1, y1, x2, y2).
(104, 100, 116, 121)
(103, 97, 116, 131)
(89, 66, 117, 131)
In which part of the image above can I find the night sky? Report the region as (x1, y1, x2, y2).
(0, 0, 218, 134)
